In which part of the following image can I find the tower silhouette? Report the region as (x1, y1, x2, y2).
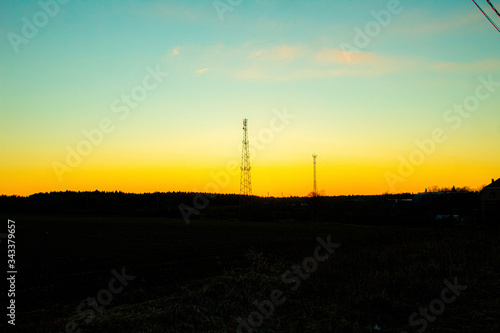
(312, 154, 317, 197)
(240, 119, 252, 196)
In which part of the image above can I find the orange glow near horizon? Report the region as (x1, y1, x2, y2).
(1, 158, 496, 197)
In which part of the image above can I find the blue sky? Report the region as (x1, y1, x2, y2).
(1, 0, 500, 196)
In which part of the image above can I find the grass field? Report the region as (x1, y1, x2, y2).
(1, 214, 499, 332)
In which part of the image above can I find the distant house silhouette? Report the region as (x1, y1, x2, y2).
(480, 178, 500, 225)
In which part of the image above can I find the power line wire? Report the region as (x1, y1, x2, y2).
(472, 0, 500, 33)
(487, 0, 500, 18)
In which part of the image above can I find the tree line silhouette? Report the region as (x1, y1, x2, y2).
(0, 190, 482, 226)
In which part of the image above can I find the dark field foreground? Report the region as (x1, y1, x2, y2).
(1, 215, 499, 332)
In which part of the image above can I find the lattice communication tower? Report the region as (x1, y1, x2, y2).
(240, 119, 252, 196)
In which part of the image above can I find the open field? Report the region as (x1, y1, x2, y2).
(1, 214, 499, 332)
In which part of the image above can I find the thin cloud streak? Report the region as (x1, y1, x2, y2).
(167, 40, 499, 81)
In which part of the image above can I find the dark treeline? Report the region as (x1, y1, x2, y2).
(0, 190, 481, 226)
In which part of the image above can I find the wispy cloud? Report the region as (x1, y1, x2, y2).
(418, 11, 483, 34)
(315, 49, 375, 64)
(396, 10, 485, 36)
(272, 45, 303, 61)
(235, 44, 419, 80)
(248, 45, 303, 62)
(431, 59, 500, 73)
(167, 37, 496, 82)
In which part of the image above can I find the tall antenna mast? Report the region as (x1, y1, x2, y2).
(240, 119, 252, 196)
(312, 154, 317, 197)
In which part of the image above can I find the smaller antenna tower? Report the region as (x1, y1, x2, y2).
(312, 154, 317, 197)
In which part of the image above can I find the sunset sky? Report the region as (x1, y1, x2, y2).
(1, 0, 500, 197)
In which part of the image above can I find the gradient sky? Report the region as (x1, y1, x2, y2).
(1, 0, 500, 197)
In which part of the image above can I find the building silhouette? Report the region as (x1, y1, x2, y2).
(480, 178, 500, 225)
